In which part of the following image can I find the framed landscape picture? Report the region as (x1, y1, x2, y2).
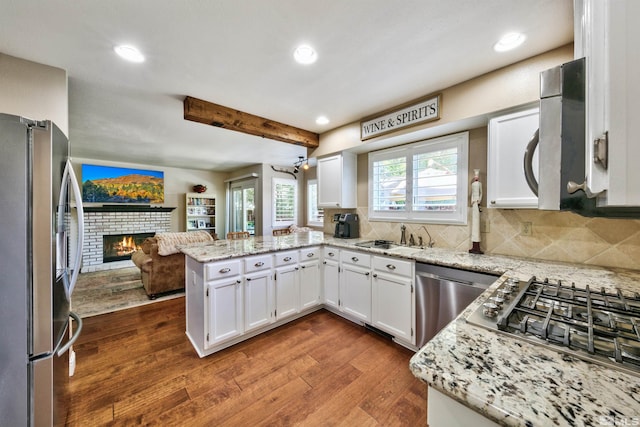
(81, 164, 164, 203)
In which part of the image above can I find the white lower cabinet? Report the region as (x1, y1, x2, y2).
(274, 265, 299, 320)
(186, 245, 418, 357)
(206, 276, 243, 348)
(300, 260, 321, 310)
(341, 265, 372, 322)
(244, 270, 273, 332)
(340, 250, 372, 323)
(372, 256, 415, 345)
(322, 247, 340, 309)
(274, 250, 300, 320)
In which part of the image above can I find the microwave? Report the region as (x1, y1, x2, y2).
(524, 57, 640, 218)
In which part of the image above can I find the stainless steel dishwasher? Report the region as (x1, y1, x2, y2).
(415, 263, 498, 347)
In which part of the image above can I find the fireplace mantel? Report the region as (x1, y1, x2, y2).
(84, 205, 176, 213)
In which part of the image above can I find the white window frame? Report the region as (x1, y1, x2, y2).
(272, 177, 298, 227)
(306, 179, 324, 227)
(368, 131, 469, 225)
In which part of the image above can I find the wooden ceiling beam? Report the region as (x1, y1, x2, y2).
(183, 96, 319, 148)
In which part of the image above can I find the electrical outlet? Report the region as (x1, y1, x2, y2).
(521, 222, 532, 236)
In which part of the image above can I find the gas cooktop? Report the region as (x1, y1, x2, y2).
(466, 277, 640, 376)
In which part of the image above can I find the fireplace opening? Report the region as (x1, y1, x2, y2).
(103, 232, 154, 263)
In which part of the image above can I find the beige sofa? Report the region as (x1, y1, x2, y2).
(131, 231, 214, 298)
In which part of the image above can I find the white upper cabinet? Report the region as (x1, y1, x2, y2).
(317, 152, 357, 208)
(577, 0, 640, 206)
(487, 107, 540, 209)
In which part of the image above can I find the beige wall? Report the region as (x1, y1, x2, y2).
(312, 44, 573, 159)
(316, 43, 640, 271)
(0, 53, 68, 136)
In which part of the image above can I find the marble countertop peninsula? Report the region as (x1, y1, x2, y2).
(180, 232, 640, 426)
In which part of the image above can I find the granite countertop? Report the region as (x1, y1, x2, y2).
(180, 232, 640, 426)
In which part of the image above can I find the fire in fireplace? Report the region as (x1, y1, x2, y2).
(103, 232, 154, 263)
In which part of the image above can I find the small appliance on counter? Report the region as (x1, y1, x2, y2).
(333, 213, 359, 238)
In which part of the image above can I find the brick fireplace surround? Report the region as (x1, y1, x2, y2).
(81, 206, 175, 272)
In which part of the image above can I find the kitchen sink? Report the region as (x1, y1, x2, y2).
(354, 239, 399, 249)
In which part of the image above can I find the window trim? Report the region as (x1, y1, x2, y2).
(306, 179, 324, 227)
(368, 131, 469, 225)
(272, 177, 298, 227)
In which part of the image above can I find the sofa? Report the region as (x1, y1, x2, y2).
(131, 231, 215, 298)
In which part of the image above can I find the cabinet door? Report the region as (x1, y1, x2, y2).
(578, 0, 640, 205)
(323, 259, 340, 309)
(317, 153, 357, 208)
(299, 259, 321, 310)
(372, 273, 414, 344)
(244, 271, 273, 332)
(487, 107, 539, 208)
(206, 278, 243, 348)
(341, 265, 371, 323)
(317, 155, 343, 208)
(274, 266, 299, 320)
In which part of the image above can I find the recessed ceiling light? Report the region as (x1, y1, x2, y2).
(315, 116, 329, 125)
(114, 45, 145, 63)
(493, 32, 526, 52)
(293, 44, 317, 65)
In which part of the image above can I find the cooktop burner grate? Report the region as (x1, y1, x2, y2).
(467, 277, 640, 375)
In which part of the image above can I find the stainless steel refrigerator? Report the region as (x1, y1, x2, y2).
(0, 113, 84, 426)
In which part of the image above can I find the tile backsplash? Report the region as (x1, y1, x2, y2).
(324, 208, 640, 271)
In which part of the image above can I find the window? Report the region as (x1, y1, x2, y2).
(368, 131, 469, 224)
(272, 177, 297, 227)
(307, 179, 324, 227)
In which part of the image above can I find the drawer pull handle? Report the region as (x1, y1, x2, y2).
(307, 252, 314, 257)
(284, 256, 292, 262)
(328, 252, 334, 257)
(255, 261, 264, 267)
(386, 264, 396, 270)
(219, 267, 231, 273)
(236, 280, 241, 284)
(373, 273, 378, 278)
(246, 277, 252, 281)
(352, 257, 359, 262)
(364, 272, 370, 276)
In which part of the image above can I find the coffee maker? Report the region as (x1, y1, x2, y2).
(333, 213, 359, 238)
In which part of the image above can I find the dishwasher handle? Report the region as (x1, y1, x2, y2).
(416, 271, 488, 290)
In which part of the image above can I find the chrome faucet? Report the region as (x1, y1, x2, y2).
(420, 225, 435, 248)
(400, 224, 407, 245)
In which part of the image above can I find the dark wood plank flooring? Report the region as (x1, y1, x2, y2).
(66, 298, 427, 426)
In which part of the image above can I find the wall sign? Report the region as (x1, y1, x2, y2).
(360, 94, 441, 141)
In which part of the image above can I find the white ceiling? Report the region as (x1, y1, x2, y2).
(0, 0, 573, 172)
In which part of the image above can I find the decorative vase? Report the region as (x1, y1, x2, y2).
(193, 184, 207, 193)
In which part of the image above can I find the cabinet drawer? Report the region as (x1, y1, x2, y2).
(206, 259, 242, 281)
(340, 250, 371, 267)
(323, 246, 339, 260)
(372, 256, 413, 277)
(244, 254, 272, 273)
(274, 250, 299, 267)
(300, 246, 320, 261)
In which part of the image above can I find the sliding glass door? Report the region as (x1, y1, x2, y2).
(229, 180, 256, 235)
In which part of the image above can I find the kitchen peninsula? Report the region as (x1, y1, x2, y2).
(180, 231, 640, 426)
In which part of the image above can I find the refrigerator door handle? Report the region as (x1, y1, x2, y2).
(58, 159, 84, 298)
(67, 159, 84, 296)
(57, 311, 83, 357)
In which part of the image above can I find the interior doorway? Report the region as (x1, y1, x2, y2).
(229, 179, 256, 236)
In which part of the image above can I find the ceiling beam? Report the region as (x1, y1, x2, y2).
(183, 96, 319, 148)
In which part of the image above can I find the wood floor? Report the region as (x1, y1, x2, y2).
(66, 298, 427, 426)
